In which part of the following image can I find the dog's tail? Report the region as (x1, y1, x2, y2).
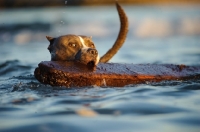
(100, 2, 128, 63)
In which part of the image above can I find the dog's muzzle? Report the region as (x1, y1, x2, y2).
(75, 48, 99, 67)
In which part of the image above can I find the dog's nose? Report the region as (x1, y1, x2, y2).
(87, 48, 98, 56)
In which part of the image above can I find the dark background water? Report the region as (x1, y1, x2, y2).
(0, 4, 200, 132)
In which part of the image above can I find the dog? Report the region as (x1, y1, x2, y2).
(46, 2, 128, 67)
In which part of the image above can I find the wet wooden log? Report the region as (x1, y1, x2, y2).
(34, 61, 200, 87)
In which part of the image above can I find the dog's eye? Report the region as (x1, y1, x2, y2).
(69, 43, 76, 47)
(90, 43, 94, 48)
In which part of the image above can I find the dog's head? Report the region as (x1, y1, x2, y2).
(46, 34, 99, 66)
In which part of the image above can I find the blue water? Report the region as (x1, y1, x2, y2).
(0, 5, 200, 132)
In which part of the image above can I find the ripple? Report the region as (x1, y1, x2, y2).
(11, 97, 39, 105)
(178, 84, 200, 91)
(0, 106, 22, 112)
(0, 60, 32, 78)
(166, 114, 200, 127)
(98, 101, 187, 115)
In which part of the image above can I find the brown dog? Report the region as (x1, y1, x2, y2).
(46, 2, 128, 66)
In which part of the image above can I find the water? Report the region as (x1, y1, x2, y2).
(0, 5, 200, 132)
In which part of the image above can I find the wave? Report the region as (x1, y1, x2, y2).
(0, 60, 33, 78)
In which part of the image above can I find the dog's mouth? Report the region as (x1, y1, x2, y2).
(87, 60, 95, 67)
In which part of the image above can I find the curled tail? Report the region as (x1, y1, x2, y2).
(100, 2, 129, 63)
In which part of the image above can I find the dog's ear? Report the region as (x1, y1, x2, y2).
(46, 36, 55, 42)
(46, 36, 55, 53)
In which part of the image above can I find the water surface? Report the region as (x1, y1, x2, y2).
(0, 5, 200, 132)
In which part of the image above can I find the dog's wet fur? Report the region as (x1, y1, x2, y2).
(46, 2, 128, 67)
(47, 35, 99, 66)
